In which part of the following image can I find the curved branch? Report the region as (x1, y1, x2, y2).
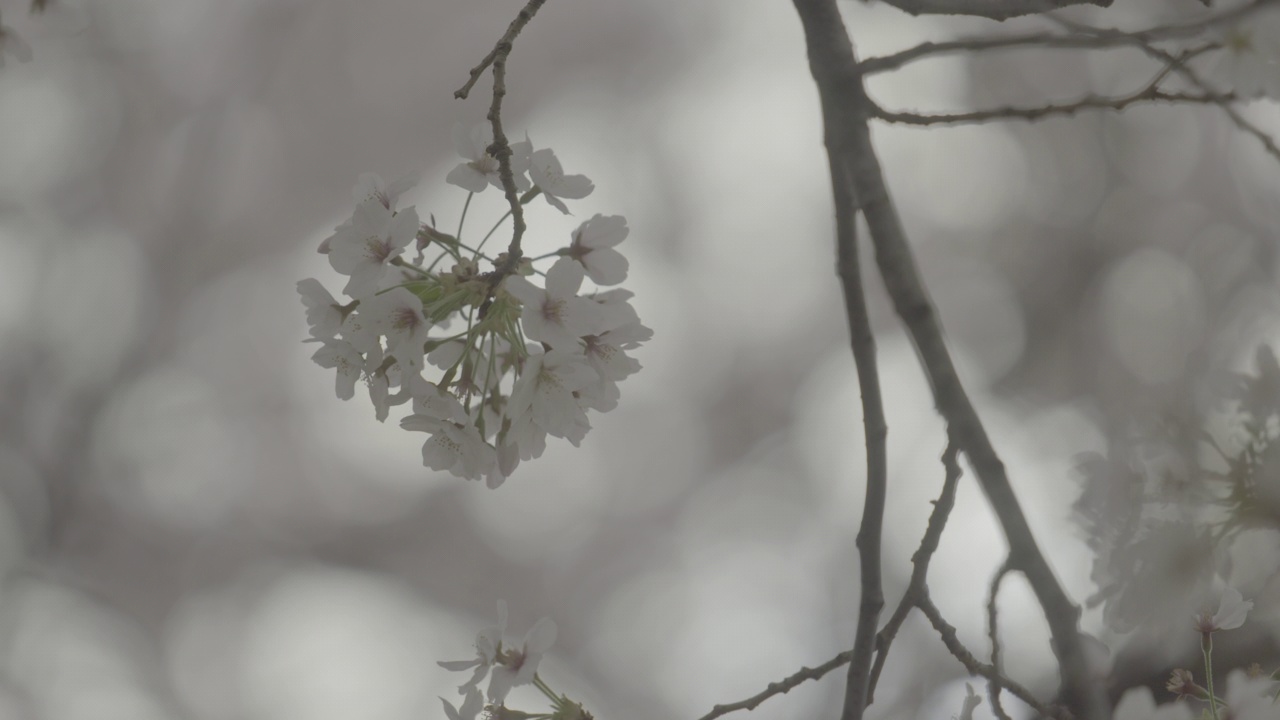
(872, 0, 1110, 21)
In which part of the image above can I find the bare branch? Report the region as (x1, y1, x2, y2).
(871, 0, 1110, 21)
(859, 0, 1280, 74)
(986, 560, 1016, 720)
(872, 89, 1231, 126)
(868, 438, 963, 702)
(860, 33, 1125, 75)
(791, 0, 1107, 717)
(694, 651, 856, 720)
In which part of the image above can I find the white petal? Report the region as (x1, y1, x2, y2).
(552, 174, 594, 200)
(446, 164, 491, 193)
(583, 248, 629, 285)
(504, 275, 545, 308)
(544, 257, 585, 298)
(524, 616, 557, 654)
(1212, 586, 1252, 630)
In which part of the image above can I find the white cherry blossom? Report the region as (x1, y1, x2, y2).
(588, 288, 650, 340)
(310, 339, 366, 401)
(1224, 669, 1276, 720)
(566, 214, 629, 285)
(353, 171, 417, 209)
(446, 123, 532, 193)
(416, 419, 495, 480)
(328, 198, 419, 299)
(318, 172, 417, 253)
(504, 409, 547, 463)
(401, 388, 495, 480)
(488, 440, 521, 489)
(575, 376, 620, 413)
(439, 601, 507, 693)
(508, 349, 596, 444)
(356, 287, 430, 370)
(487, 616, 557, 705)
(1194, 584, 1253, 634)
(504, 258, 600, 349)
(530, 148, 594, 214)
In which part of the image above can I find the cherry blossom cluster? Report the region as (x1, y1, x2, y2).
(299, 123, 650, 487)
(1073, 345, 1280, 636)
(1204, 8, 1280, 99)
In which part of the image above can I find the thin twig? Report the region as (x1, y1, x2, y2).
(454, 0, 547, 100)
(454, 0, 548, 318)
(867, 438, 963, 702)
(859, 0, 1277, 74)
(917, 594, 1074, 720)
(1048, 11, 1280, 164)
(693, 651, 856, 720)
(986, 559, 1016, 720)
(872, 89, 1231, 126)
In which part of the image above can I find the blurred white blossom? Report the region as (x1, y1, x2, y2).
(1205, 9, 1280, 99)
(530, 148, 594, 214)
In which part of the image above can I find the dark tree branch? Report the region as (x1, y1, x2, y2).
(871, 0, 1110, 21)
(791, 1, 1108, 718)
(825, 73, 890, 720)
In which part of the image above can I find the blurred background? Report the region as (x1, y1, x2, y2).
(0, 0, 1278, 718)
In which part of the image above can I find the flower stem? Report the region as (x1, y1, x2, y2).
(1202, 633, 1221, 720)
(475, 209, 513, 257)
(457, 191, 474, 242)
(532, 674, 560, 703)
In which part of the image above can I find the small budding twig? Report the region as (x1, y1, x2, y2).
(693, 652, 856, 720)
(986, 559, 1016, 720)
(455, 0, 548, 318)
(868, 439, 964, 702)
(454, 0, 547, 101)
(872, 89, 1232, 126)
(858, 0, 1278, 75)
